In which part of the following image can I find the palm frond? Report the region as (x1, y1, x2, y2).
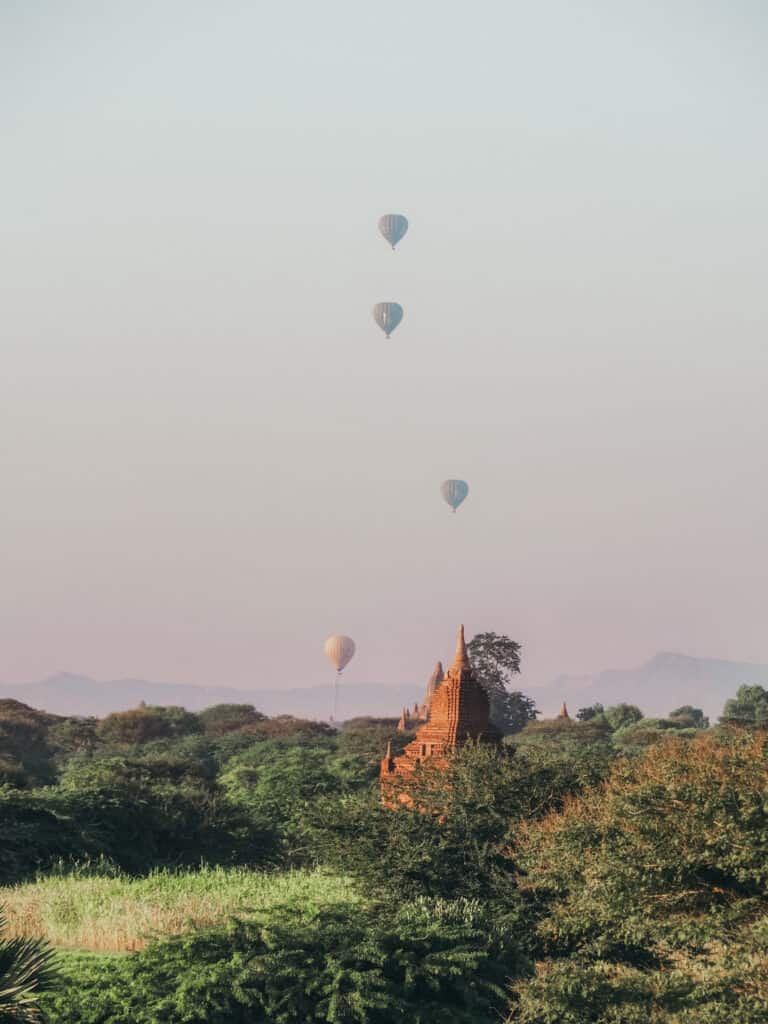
(0, 906, 57, 1023)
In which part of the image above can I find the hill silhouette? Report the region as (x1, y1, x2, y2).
(549, 652, 768, 720)
(0, 672, 423, 721)
(2, 652, 765, 722)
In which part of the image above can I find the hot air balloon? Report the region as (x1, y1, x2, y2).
(441, 479, 469, 513)
(372, 302, 403, 338)
(324, 634, 356, 673)
(324, 634, 356, 722)
(378, 213, 409, 249)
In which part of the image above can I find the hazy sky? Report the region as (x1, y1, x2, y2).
(3, 1, 767, 698)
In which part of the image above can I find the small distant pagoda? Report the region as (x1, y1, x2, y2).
(380, 625, 499, 790)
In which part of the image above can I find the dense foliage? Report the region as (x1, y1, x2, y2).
(720, 683, 768, 729)
(509, 730, 768, 1023)
(0, 680, 765, 1022)
(0, 708, 364, 884)
(310, 740, 610, 906)
(43, 898, 524, 1024)
(467, 632, 536, 734)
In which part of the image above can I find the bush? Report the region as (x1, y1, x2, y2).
(0, 755, 276, 884)
(310, 740, 606, 906)
(43, 897, 525, 1024)
(0, 788, 83, 884)
(611, 716, 699, 751)
(0, 700, 60, 786)
(720, 685, 768, 729)
(197, 704, 267, 736)
(220, 738, 369, 864)
(96, 706, 202, 746)
(510, 716, 613, 753)
(509, 731, 768, 1022)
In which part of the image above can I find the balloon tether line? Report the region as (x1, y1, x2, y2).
(333, 670, 341, 723)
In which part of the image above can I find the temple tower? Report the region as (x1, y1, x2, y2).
(380, 625, 499, 788)
(424, 661, 443, 716)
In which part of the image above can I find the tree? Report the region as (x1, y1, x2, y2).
(720, 685, 768, 729)
(310, 740, 605, 906)
(0, 907, 56, 1022)
(668, 705, 709, 729)
(196, 704, 266, 736)
(96, 706, 201, 746)
(47, 718, 99, 760)
(576, 703, 604, 722)
(242, 716, 335, 741)
(510, 731, 768, 1023)
(220, 739, 368, 864)
(0, 758, 29, 788)
(601, 703, 643, 731)
(54, 752, 273, 873)
(336, 718, 408, 773)
(611, 717, 699, 752)
(0, 701, 60, 786)
(511, 717, 613, 756)
(468, 632, 536, 734)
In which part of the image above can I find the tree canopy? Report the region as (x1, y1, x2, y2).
(468, 632, 536, 734)
(510, 731, 768, 1023)
(720, 684, 768, 729)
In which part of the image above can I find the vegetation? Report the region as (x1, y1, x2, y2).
(509, 730, 768, 1023)
(467, 632, 536, 734)
(42, 897, 522, 1024)
(0, 907, 56, 1022)
(0, 868, 355, 953)
(0, 679, 765, 1021)
(720, 683, 768, 729)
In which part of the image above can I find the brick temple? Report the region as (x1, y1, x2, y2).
(395, 661, 443, 731)
(380, 624, 500, 789)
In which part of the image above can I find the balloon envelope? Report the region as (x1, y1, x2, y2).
(324, 635, 356, 673)
(378, 213, 409, 248)
(372, 302, 403, 337)
(441, 479, 469, 512)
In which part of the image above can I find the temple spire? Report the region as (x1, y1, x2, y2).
(451, 624, 471, 673)
(558, 700, 570, 719)
(426, 661, 443, 698)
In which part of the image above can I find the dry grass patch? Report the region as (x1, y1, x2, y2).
(0, 866, 355, 952)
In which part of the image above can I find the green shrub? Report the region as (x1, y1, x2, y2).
(310, 740, 604, 906)
(509, 731, 768, 1022)
(43, 897, 525, 1023)
(96, 706, 202, 746)
(196, 705, 267, 736)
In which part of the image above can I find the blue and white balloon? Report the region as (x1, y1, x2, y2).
(372, 302, 404, 338)
(378, 213, 409, 249)
(441, 479, 469, 513)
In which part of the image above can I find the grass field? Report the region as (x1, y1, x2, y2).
(0, 867, 356, 952)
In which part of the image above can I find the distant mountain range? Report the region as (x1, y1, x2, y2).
(548, 652, 768, 721)
(0, 672, 424, 721)
(1, 653, 764, 722)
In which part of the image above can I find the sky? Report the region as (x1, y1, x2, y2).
(2, 1, 768, 701)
